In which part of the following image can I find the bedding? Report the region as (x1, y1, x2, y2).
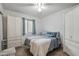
(24, 32, 61, 55)
(24, 35, 45, 47)
(30, 38, 51, 56)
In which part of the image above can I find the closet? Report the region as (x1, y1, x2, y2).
(7, 15, 22, 48)
(64, 6, 79, 56)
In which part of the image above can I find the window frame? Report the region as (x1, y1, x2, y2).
(23, 17, 36, 35)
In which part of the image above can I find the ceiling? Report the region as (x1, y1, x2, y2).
(2, 3, 79, 18)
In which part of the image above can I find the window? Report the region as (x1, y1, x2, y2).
(23, 18, 36, 35)
(25, 19, 28, 34)
(28, 20, 33, 33)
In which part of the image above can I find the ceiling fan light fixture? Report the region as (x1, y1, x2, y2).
(35, 3, 46, 12)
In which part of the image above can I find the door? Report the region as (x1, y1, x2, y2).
(64, 6, 79, 56)
(7, 15, 22, 48)
(72, 7, 79, 55)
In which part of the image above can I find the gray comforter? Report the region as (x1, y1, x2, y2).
(48, 37, 61, 51)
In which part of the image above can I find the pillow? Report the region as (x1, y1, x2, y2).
(47, 32, 57, 37)
(41, 31, 47, 35)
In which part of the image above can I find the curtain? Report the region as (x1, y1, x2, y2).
(23, 17, 25, 35)
(33, 20, 36, 34)
(0, 14, 3, 51)
(23, 18, 36, 35)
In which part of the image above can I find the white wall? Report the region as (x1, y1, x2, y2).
(41, 11, 64, 42)
(40, 5, 78, 43)
(0, 4, 4, 13)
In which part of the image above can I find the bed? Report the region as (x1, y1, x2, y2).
(24, 32, 61, 56)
